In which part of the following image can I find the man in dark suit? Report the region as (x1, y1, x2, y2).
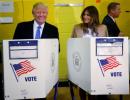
(102, 2, 123, 37)
(13, 2, 59, 100)
(14, 2, 59, 40)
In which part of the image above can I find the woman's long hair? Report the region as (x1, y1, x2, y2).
(81, 6, 100, 35)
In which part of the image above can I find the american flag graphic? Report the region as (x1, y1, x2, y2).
(99, 56, 120, 72)
(13, 60, 35, 76)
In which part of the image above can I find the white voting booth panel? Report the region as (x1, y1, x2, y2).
(3, 39, 58, 100)
(67, 37, 129, 95)
(129, 40, 130, 75)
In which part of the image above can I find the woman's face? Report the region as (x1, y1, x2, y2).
(83, 11, 92, 24)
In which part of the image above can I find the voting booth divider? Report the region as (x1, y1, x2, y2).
(129, 40, 130, 76)
(67, 37, 129, 95)
(3, 39, 59, 99)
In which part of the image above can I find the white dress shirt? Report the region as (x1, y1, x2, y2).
(33, 21, 45, 39)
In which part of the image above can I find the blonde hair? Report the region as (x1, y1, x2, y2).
(32, 2, 48, 14)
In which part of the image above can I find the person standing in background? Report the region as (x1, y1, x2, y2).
(13, 2, 60, 100)
(102, 2, 123, 37)
(71, 6, 108, 100)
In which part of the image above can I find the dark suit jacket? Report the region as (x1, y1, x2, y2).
(13, 20, 60, 51)
(102, 15, 120, 37)
(13, 20, 59, 39)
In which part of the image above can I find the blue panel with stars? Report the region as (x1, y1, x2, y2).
(9, 40, 38, 59)
(96, 38, 124, 56)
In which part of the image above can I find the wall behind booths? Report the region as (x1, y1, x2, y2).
(0, 0, 130, 79)
(54, 0, 83, 80)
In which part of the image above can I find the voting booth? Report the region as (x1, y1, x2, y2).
(67, 37, 129, 95)
(129, 40, 130, 75)
(3, 39, 58, 99)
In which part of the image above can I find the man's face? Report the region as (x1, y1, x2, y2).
(33, 6, 48, 25)
(112, 5, 121, 18)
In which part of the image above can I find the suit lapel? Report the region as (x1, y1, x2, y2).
(107, 15, 115, 23)
(30, 21, 34, 38)
(41, 22, 48, 38)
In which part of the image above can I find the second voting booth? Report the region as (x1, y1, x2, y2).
(3, 39, 58, 99)
(67, 37, 129, 95)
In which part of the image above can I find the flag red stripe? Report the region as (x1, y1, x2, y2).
(15, 60, 35, 76)
(102, 56, 120, 72)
